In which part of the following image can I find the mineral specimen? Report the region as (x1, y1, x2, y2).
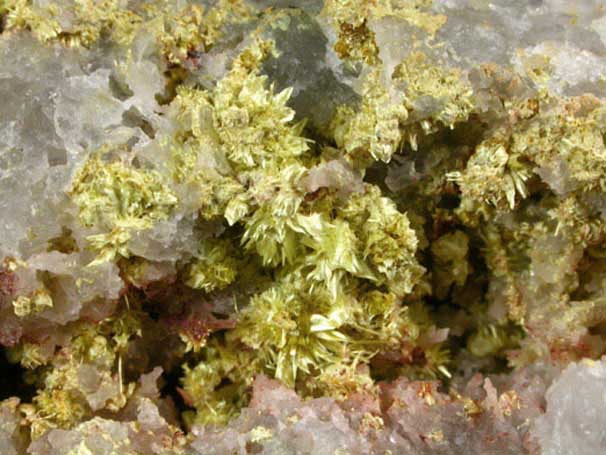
(0, 0, 605, 454)
(533, 359, 606, 455)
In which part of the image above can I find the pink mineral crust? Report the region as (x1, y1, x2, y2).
(189, 368, 556, 455)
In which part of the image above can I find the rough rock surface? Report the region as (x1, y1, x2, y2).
(533, 359, 606, 455)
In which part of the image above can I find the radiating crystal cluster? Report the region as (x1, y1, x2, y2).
(0, 0, 606, 454)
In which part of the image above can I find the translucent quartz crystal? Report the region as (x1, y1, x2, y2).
(0, 399, 27, 455)
(533, 359, 606, 455)
(432, 0, 606, 96)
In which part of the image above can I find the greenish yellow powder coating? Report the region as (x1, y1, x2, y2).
(2, 0, 254, 62)
(161, 36, 439, 425)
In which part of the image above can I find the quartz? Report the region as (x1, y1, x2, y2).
(533, 359, 606, 455)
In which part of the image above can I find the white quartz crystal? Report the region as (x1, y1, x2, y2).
(533, 359, 606, 455)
